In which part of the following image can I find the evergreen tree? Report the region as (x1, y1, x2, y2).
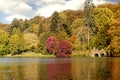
(37, 20, 43, 37)
(50, 11, 59, 34)
(9, 18, 19, 34)
(84, 0, 96, 34)
(20, 19, 29, 32)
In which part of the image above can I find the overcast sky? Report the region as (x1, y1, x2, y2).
(0, 0, 117, 24)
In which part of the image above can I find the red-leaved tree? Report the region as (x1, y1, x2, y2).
(46, 36, 72, 57)
(46, 36, 57, 54)
(56, 40, 72, 58)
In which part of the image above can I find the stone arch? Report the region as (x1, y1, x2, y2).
(100, 53, 105, 57)
(94, 53, 99, 57)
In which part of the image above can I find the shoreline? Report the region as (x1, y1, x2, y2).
(1, 52, 88, 58)
(3, 52, 56, 58)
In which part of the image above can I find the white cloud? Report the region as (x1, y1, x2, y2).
(93, 0, 109, 6)
(5, 15, 29, 22)
(0, 0, 34, 23)
(36, 4, 64, 17)
(43, 0, 65, 3)
(64, 0, 85, 10)
(0, 1, 33, 16)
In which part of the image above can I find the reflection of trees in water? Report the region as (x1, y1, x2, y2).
(71, 58, 111, 80)
(0, 59, 46, 80)
(1, 58, 120, 80)
(0, 58, 72, 80)
(108, 58, 120, 80)
(0, 65, 13, 80)
(46, 60, 72, 80)
(92, 58, 111, 80)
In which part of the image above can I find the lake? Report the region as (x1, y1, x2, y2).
(0, 57, 120, 80)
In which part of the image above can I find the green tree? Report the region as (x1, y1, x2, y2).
(20, 19, 29, 32)
(84, 0, 95, 34)
(50, 11, 59, 34)
(70, 18, 83, 35)
(37, 20, 44, 37)
(35, 32, 53, 54)
(9, 18, 20, 34)
(83, 0, 95, 48)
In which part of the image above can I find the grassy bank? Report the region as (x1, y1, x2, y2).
(2, 51, 90, 58)
(4, 52, 56, 58)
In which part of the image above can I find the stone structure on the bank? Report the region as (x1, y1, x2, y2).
(91, 47, 107, 57)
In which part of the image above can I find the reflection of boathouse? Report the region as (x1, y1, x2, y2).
(91, 48, 107, 57)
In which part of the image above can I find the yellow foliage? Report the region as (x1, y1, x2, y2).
(24, 33, 39, 50)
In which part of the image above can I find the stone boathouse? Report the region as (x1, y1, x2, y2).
(91, 48, 107, 57)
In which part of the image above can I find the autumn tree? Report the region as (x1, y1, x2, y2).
(59, 10, 84, 37)
(0, 29, 9, 56)
(24, 33, 39, 52)
(91, 8, 113, 49)
(98, 3, 120, 14)
(107, 10, 120, 56)
(46, 36, 72, 57)
(46, 36, 57, 54)
(55, 40, 72, 58)
(8, 28, 26, 55)
(108, 20, 120, 56)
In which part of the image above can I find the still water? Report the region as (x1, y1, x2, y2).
(0, 57, 120, 80)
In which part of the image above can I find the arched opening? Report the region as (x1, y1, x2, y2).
(94, 53, 99, 57)
(100, 53, 105, 57)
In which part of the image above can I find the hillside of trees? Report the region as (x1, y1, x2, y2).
(0, 3, 120, 57)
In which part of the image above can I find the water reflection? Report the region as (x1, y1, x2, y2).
(108, 58, 120, 80)
(71, 58, 111, 80)
(0, 58, 120, 80)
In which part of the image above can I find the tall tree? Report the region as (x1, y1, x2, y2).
(83, 0, 95, 48)
(37, 19, 43, 37)
(84, 0, 96, 34)
(50, 11, 60, 34)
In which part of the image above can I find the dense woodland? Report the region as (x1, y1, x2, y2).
(0, 3, 120, 57)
